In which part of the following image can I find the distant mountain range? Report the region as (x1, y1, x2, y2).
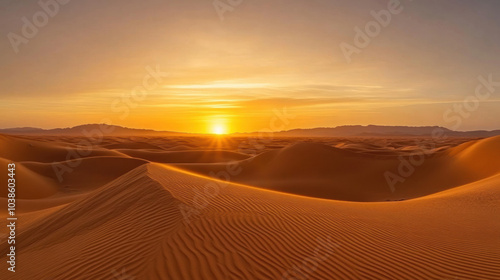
(0, 124, 185, 136)
(236, 125, 500, 138)
(1, 124, 499, 138)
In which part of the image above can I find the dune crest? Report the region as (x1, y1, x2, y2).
(177, 136, 500, 202)
(1, 162, 498, 279)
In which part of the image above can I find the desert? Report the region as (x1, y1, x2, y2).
(0, 129, 499, 279)
(2, 1, 500, 279)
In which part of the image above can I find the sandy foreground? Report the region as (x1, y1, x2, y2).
(0, 134, 499, 279)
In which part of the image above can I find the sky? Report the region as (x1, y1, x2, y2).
(1, 0, 500, 134)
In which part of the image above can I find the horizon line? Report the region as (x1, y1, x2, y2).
(1, 123, 500, 136)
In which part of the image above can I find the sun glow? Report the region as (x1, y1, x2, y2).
(211, 123, 228, 135)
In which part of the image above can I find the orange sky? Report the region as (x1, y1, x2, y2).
(1, 0, 499, 134)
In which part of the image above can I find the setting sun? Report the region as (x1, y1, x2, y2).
(211, 123, 227, 135)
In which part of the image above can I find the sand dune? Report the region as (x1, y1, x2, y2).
(22, 156, 149, 194)
(447, 135, 500, 177)
(177, 137, 500, 202)
(0, 157, 58, 199)
(0, 134, 125, 163)
(101, 141, 164, 150)
(0, 156, 148, 228)
(1, 162, 498, 279)
(0, 135, 498, 279)
(116, 149, 250, 163)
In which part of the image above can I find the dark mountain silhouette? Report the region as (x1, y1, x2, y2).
(0, 124, 186, 136)
(234, 125, 500, 138)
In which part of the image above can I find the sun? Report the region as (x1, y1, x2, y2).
(211, 123, 227, 135)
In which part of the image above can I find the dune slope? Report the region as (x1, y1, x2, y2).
(177, 137, 500, 202)
(1, 163, 498, 280)
(0, 134, 126, 163)
(116, 149, 250, 163)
